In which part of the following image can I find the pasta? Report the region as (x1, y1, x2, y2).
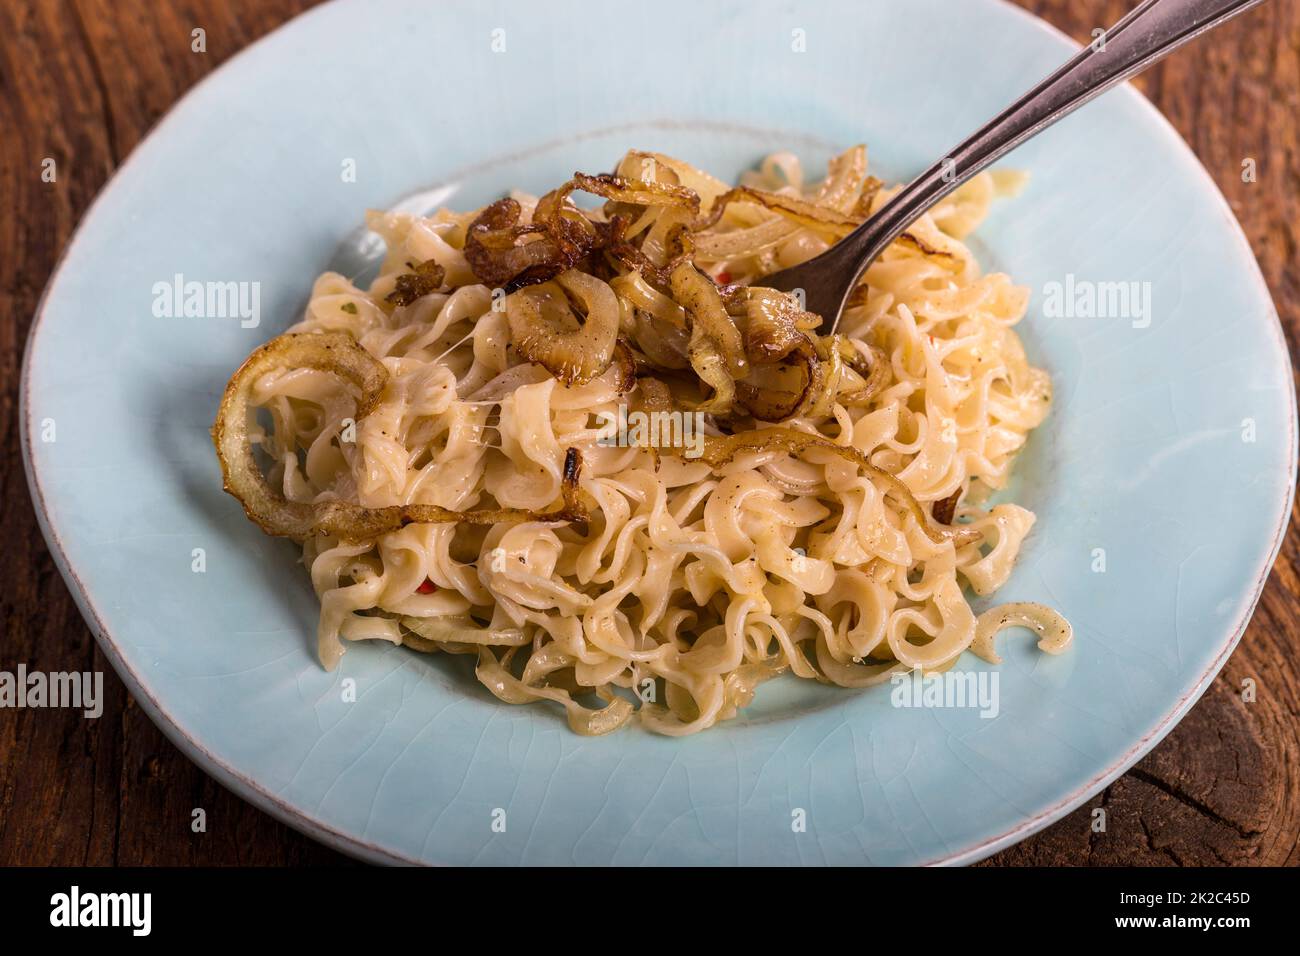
(214, 145, 1072, 736)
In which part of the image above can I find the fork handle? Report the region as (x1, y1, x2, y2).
(824, 0, 1266, 322)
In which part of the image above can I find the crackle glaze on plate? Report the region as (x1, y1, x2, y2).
(21, 0, 1296, 865)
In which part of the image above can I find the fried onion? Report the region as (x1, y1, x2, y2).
(571, 172, 700, 212)
(736, 340, 820, 421)
(687, 322, 736, 415)
(385, 259, 446, 306)
(669, 262, 747, 378)
(212, 332, 587, 541)
(698, 186, 859, 236)
(932, 487, 962, 526)
(506, 270, 620, 386)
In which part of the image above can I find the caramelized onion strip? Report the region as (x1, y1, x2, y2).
(506, 270, 620, 386)
(687, 322, 736, 415)
(609, 271, 687, 328)
(698, 186, 859, 236)
(669, 262, 747, 378)
(571, 172, 700, 211)
(693, 145, 866, 261)
(212, 332, 587, 541)
(736, 341, 820, 421)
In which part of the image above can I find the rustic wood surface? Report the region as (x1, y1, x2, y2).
(0, 0, 1295, 866)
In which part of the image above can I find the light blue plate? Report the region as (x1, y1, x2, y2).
(22, 0, 1296, 865)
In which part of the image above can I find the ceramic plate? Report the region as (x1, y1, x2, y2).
(22, 0, 1296, 864)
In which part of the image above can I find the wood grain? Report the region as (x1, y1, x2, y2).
(0, 0, 1295, 866)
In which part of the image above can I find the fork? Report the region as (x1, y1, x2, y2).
(758, 0, 1268, 330)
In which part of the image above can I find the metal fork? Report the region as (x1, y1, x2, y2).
(759, 0, 1268, 331)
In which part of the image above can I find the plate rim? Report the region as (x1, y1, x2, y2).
(19, 0, 1297, 866)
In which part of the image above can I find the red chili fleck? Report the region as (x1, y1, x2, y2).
(416, 579, 437, 594)
(715, 270, 732, 285)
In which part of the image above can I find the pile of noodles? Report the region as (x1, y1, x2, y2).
(213, 146, 1071, 736)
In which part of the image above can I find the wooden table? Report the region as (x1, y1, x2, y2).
(1, 0, 1295, 866)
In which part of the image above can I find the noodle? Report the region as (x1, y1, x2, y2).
(217, 147, 1069, 735)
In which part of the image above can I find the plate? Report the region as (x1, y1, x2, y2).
(22, 0, 1296, 865)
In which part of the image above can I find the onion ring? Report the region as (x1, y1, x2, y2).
(212, 332, 587, 541)
(506, 270, 620, 386)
